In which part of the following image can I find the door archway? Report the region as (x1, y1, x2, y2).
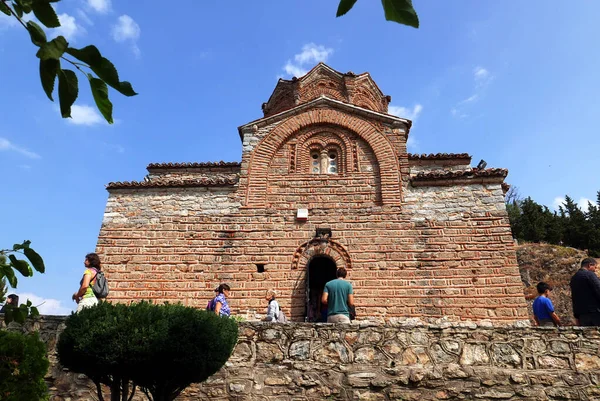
(306, 256, 337, 322)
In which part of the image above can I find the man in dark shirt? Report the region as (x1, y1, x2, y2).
(570, 257, 600, 326)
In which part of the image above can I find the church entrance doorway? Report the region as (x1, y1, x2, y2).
(306, 256, 337, 322)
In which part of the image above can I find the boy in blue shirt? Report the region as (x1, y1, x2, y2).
(532, 282, 561, 327)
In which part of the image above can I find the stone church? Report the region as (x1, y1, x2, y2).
(98, 63, 528, 323)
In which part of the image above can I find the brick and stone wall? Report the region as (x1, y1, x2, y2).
(99, 180, 525, 321)
(98, 63, 528, 323)
(14, 316, 600, 401)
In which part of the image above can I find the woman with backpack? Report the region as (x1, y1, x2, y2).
(213, 283, 231, 317)
(72, 253, 101, 312)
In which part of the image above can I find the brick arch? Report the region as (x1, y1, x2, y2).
(295, 127, 355, 176)
(300, 135, 347, 174)
(291, 238, 352, 270)
(245, 108, 401, 206)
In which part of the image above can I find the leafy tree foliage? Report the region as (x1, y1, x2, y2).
(507, 190, 600, 257)
(0, 331, 49, 401)
(0, 241, 45, 323)
(337, 0, 419, 28)
(0, 0, 137, 123)
(0, 278, 7, 304)
(57, 301, 239, 401)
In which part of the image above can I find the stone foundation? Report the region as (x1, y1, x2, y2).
(9, 316, 600, 400)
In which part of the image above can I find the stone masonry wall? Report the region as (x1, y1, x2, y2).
(15, 316, 600, 401)
(99, 181, 525, 321)
(98, 93, 526, 322)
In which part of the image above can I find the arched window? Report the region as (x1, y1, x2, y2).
(327, 150, 338, 174)
(310, 148, 339, 175)
(311, 151, 321, 174)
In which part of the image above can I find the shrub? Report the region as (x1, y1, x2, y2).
(0, 331, 49, 401)
(57, 301, 238, 401)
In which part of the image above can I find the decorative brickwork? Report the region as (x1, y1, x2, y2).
(96, 63, 527, 323)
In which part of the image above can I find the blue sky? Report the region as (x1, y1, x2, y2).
(1, 1, 599, 314)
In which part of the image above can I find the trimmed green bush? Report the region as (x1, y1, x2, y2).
(57, 301, 238, 401)
(0, 331, 49, 401)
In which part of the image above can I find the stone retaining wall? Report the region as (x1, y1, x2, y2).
(9, 316, 600, 400)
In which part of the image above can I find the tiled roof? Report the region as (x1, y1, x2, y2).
(408, 153, 471, 160)
(411, 168, 508, 184)
(147, 161, 240, 169)
(106, 177, 238, 189)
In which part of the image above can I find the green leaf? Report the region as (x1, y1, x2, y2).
(24, 248, 45, 273)
(0, 2, 11, 16)
(58, 69, 79, 118)
(4, 305, 14, 323)
(12, 241, 30, 251)
(88, 74, 113, 124)
(36, 36, 68, 60)
(39, 58, 59, 101)
(336, 0, 358, 17)
(381, 0, 419, 28)
(26, 20, 47, 46)
(12, 2, 23, 18)
(9, 255, 32, 277)
(1, 265, 18, 288)
(26, 299, 32, 307)
(66, 46, 138, 96)
(31, 0, 59, 28)
(13, 309, 26, 324)
(15, 0, 32, 13)
(30, 306, 40, 317)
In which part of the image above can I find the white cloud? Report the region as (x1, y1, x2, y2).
(18, 293, 72, 315)
(553, 196, 595, 212)
(389, 104, 422, 151)
(474, 66, 489, 81)
(451, 66, 493, 118)
(112, 15, 141, 57)
(406, 134, 419, 152)
(389, 104, 423, 121)
(55, 13, 84, 41)
(0, 137, 41, 159)
(282, 43, 333, 78)
(67, 104, 104, 126)
(88, 0, 111, 14)
(77, 9, 94, 26)
(112, 15, 140, 41)
(284, 62, 308, 78)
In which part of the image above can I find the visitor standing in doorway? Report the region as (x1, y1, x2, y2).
(214, 283, 231, 317)
(570, 257, 600, 326)
(72, 253, 101, 313)
(532, 282, 560, 327)
(321, 267, 355, 323)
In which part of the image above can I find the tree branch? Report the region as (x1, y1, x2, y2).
(1, 0, 28, 30)
(93, 379, 105, 401)
(127, 384, 137, 401)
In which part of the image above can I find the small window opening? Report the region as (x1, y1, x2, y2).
(256, 264, 265, 273)
(311, 151, 320, 174)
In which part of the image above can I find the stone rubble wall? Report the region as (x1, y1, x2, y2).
(14, 316, 600, 401)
